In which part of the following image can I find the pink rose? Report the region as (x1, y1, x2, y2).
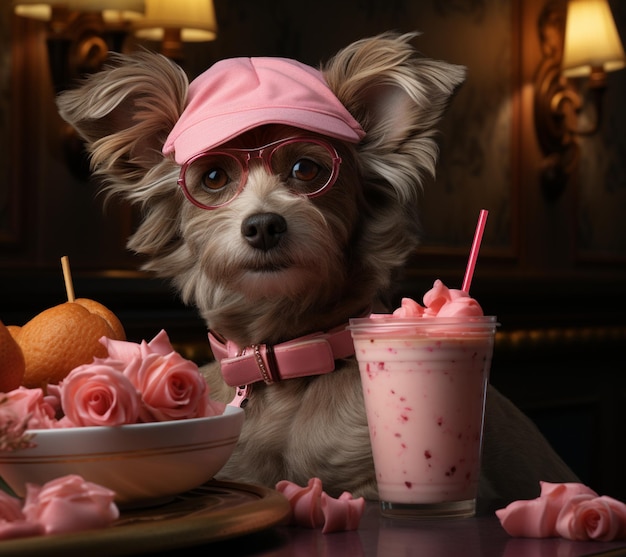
(1, 331, 224, 432)
(123, 352, 213, 422)
(497, 482, 626, 541)
(58, 364, 141, 427)
(22, 475, 119, 535)
(496, 482, 597, 537)
(1, 387, 57, 430)
(0, 491, 44, 540)
(276, 478, 365, 534)
(1, 475, 119, 539)
(0, 404, 33, 452)
(100, 329, 224, 421)
(556, 495, 626, 541)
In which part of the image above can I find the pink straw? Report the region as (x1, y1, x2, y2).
(461, 209, 489, 293)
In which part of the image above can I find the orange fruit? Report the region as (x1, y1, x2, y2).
(73, 298, 126, 342)
(17, 301, 126, 389)
(6, 325, 22, 340)
(0, 320, 26, 392)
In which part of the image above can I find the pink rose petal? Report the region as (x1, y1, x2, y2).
(0, 490, 25, 523)
(540, 481, 598, 501)
(276, 478, 365, 534)
(276, 478, 324, 529)
(0, 520, 45, 540)
(320, 491, 366, 534)
(0, 492, 39, 540)
(496, 497, 558, 538)
(101, 329, 176, 361)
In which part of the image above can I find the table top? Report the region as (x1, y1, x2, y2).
(3, 483, 626, 556)
(156, 501, 626, 557)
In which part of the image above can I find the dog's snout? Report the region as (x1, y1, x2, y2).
(241, 212, 287, 251)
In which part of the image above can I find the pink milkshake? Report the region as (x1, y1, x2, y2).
(349, 280, 497, 518)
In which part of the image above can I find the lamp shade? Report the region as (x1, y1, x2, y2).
(12, 0, 57, 20)
(12, 0, 144, 21)
(562, 0, 626, 77)
(134, 0, 217, 42)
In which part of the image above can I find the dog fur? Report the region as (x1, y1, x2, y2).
(57, 33, 577, 511)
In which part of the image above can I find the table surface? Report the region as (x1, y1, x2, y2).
(151, 502, 626, 557)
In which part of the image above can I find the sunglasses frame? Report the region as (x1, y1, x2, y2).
(177, 136, 342, 210)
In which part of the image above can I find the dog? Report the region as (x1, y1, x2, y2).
(57, 32, 577, 511)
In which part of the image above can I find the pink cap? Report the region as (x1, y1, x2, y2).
(163, 57, 365, 164)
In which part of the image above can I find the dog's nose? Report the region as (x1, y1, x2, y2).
(241, 212, 287, 251)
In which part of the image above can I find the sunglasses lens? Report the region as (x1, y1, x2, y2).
(182, 153, 243, 208)
(269, 141, 336, 196)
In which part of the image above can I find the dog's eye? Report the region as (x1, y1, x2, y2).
(201, 168, 230, 191)
(291, 158, 321, 182)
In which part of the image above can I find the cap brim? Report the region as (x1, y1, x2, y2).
(165, 107, 364, 163)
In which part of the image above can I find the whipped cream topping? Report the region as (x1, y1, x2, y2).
(373, 279, 483, 318)
(420, 279, 483, 317)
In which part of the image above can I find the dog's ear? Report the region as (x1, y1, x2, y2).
(322, 32, 465, 290)
(323, 32, 465, 198)
(56, 52, 190, 269)
(56, 51, 188, 194)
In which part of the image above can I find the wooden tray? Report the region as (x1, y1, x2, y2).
(0, 480, 291, 557)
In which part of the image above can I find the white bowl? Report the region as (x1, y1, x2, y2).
(0, 406, 244, 505)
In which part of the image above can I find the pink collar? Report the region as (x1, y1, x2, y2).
(208, 325, 355, 390)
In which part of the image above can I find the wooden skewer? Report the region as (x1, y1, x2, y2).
(61, 256, 75, 302)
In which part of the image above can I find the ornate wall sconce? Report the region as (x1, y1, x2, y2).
(534, 0, 625, 200)
(13, 0, 144, 93)
(13, 0, 218, 87)
(12, 0, 217, 178)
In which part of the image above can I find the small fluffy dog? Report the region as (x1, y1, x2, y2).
(58, 33, 576, 510)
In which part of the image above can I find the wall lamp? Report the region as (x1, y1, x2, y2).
(534, 0, 626, 200)
(134, 0, 218, 62)
(13, 0, 144, 93)
(13, 0, 218, 88)
(12, 0, 217, 177)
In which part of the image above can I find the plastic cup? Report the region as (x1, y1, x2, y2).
(349, 315, 498, 518)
